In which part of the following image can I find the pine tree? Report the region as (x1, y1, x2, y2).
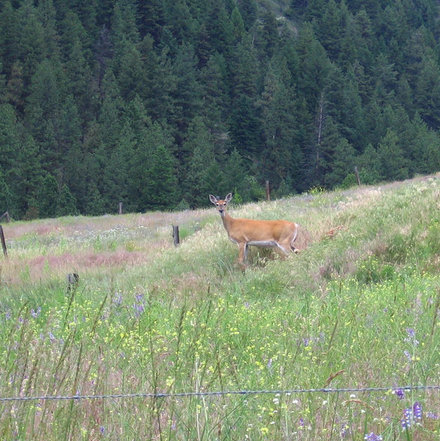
(25, 58, 66, 174)
(170, 43, 203, 141)
(377, 129, 409, 181)
(260, 60, 303, 191)
(415, 55, 440, 130)
(237, 0, 257, 30)
(183, 118, 221, 207)
(37, 174, 58, 218)
(144, 144, 179, 210)
(358, 144, 382, 185)
(316, 0, 348, 61)
(324, 137, 356, 188)
(136, 0, 165, 42)
(229, 37, 262, 157)
(56, 184, 78, 216)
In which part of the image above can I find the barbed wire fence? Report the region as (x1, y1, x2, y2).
(1, 385, 439, 403)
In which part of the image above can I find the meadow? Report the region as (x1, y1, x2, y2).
(1, 176, 440, 440)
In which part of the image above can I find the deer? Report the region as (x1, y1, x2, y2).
(209, 193, 299, 269)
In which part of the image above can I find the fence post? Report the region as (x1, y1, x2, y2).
(172, 225, 180, 247)
(0, 225, 7, 258)
(0, 212, 10, 222)
(119, 202, 123, 215)
(354, 166, 361, 186)
(67, 273, 79, 293)
(265, 180, 271, 201)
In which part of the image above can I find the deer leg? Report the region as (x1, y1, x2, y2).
(244, 243, 249, 263)
(237, 243, 247, 270)
(276, 241, 291, 258)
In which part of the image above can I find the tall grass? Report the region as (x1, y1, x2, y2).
(1, 176, 440, 440)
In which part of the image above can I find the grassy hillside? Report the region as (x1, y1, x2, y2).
(1, 176, 440, 440)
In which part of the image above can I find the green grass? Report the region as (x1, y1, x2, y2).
(1, 176, 440, 440)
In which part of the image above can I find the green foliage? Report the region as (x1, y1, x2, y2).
(0, 0, 440, 218)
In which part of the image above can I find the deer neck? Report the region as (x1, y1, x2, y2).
(220, 211, 234, 234)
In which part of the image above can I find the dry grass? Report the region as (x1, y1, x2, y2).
(0, 209, 212, 286)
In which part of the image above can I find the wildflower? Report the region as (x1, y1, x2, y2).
(404, 350, 412, 362)
(133, 302, 145, 317)
(413, 402, 422, 420)
(405, 328, 419, 346)
(364, 432, 382, 441)
(100, 426, 105, 435)
(31, 307, 41, 318)
(401, 407, 412, 429)
(132, 293, 145, 318)
(394, 388, 405, 400)
(401, 402, 423, 429)
(427, 412, 439, 420)
(48, 331, 56, 343)
(113, 293, 123, 306)
(340, 423, 350, 438)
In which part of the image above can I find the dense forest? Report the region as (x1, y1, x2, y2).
(1, 0, 440, 218)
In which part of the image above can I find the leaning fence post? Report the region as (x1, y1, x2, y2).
(172, 225, 180, 247)
(0, 225, 7, 258)
(0, 212, 10, 222)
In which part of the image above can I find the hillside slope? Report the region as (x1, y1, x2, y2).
(0, 176, 440, 440)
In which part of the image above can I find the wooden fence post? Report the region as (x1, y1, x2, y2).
(0, 212, 10, 222)
(172, 225, 180, 247)
(67, 273, 79, 294)
(354, 166, 361, 186)
(0, 225, 7, 258)
(118, 202, 123, 215)
(265, 180, 271, 201)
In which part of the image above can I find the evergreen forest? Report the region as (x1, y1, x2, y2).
(1, 0, 440, 219)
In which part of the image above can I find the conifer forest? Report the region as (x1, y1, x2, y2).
(1, 0, 440, 219)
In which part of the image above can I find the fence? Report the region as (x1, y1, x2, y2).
(1, 384, 439, 403)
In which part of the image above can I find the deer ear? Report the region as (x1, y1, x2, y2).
(209, 194, 218, 205)
(225, 193, 233, 203)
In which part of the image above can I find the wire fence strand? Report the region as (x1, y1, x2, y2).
(1, 385, 439, 403)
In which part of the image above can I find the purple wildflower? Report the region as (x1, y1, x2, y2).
(31, 307, 41, 318)
(427, 412, 439, 420)
(113, 293, 123, 306)
(299, 418, 305, 427)
(413, 402, 422, 420)
(48, 331, 56, 343)
(340, 423, 350, 438)
(133, 302, 145, 317)
(394, 388, 405, 400)
(404, 350, 412, 362)
(364, 432, 383, 441)
(100, 426, 105, 435)
(401, 402, 423, 429)
(405, 328, 419, 346)
(401, 407, 413, 429)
